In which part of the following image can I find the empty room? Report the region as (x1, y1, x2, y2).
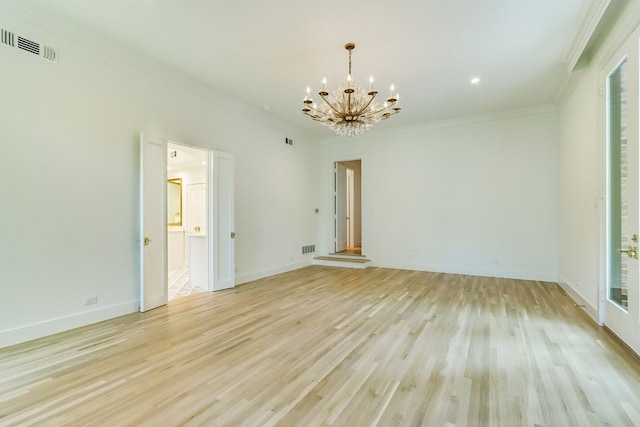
(1, 0, 640, 425)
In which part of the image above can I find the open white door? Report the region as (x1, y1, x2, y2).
(210, 151, 235, 291)
(140, 132, 168, 312)
(602, 26, 640, 356)
(335, 162, 348, 253)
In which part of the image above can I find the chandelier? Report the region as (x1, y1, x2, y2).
(302, 43, 401, 137)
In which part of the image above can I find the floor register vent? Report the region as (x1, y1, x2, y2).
(1, 28, 57, 63)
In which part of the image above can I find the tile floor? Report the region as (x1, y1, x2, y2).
(168, 266, 205, 300)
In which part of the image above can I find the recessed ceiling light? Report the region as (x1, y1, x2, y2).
(470, 77, 481, 85)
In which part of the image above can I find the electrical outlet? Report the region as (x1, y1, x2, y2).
(84, 296, 98, 305)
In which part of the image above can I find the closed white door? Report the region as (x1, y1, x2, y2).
(335, 162, 348, 253)
(139, 132, 168, 312)
(211, 151, 235, 291)
(602, 26, 640, 356)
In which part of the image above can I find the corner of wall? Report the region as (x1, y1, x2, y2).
(556, 276, 599, 324)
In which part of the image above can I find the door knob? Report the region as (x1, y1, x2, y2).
(144, 237, 152, 246)
(617, 246, 638, 259)
(230, 232, 236, 239)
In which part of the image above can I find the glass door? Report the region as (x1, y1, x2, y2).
(604, 28, 640, 356)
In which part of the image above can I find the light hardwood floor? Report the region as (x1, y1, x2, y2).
(2, 266, 640, 426)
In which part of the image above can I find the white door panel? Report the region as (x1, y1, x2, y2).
(211, 151, 235, 291)
(140, 132, 168, 312)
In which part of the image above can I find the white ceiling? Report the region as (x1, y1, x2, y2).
(16, 0, 595, 137)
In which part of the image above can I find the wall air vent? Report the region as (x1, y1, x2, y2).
(42, 45, 57, 62)
(0, 28, 57, 63)
(1, 28, 15, 47)
(18, 36, 40, 55)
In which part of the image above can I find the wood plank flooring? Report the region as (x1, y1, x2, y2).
(2, 266, 640, 426)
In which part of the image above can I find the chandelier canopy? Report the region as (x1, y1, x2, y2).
(302, 43, 401, 137)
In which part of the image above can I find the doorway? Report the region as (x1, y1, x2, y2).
(167, 142, 209, 301)
(333, 159, 362, 255)
(140, 132, 236, 312)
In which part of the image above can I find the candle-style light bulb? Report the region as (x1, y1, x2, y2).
(322, 78, 327, 91)
(369, 75, 374, 90)
(390, 84, 395, 95)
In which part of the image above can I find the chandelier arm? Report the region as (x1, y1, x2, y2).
(319, 93, 344, 116)
(303, 103, 335, 120)
(304, 103, 328, 114)
(381, 110, 401, 119)
(352, 94, 377, 116)
(367, 102, 399, 116)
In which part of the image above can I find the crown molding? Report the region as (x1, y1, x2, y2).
(554, 70, 584, 107)
(320, 104, 558, 145)
(0, 0, 319, 142)
(0, 1, 213, 95)
(565, 0, 612, 72)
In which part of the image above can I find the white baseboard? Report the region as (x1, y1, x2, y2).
(0, 300, 139, 349)
(556, 275, 599, 324)
(236, 260, 312, 285)
(371, 260, 557, 282)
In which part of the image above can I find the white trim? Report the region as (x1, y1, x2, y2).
(555, 69, 585, 107)
(557, 276, 599, 323)
(0, 1, 315, 138)
(235, 261, 312, 286)
(0, 301, 138, 349)
(371, 260, 557, 283)
(328, 157, 365, 256)
(564, 0, 612, 72)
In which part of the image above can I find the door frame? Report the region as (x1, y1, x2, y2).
(598, 24, 640, 356)
(141, 135, 235, 311)
(329, 156, 363, 254)
(347, 167, 355, 247)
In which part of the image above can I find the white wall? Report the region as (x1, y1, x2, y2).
(557, 65, 601, 318)
(557, 1, 640, 322)
(319, 108, 559, 281)
(0, 10, 319, 347)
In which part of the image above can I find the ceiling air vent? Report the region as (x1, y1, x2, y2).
(1, 28, 57, 63)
